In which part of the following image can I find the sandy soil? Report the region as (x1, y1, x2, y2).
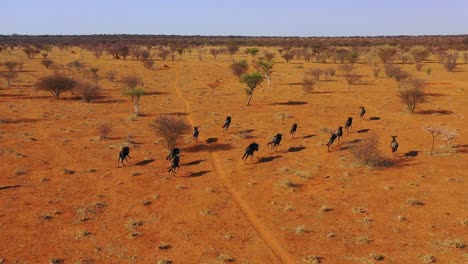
(0, 47, 467, 263)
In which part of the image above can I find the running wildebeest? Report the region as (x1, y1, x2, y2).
(345, 117, 353, 132)
(267, 133, 283, 151)
(222, 116, 231, 132)
(334, 126, 343, 142)
(193, 127, 199, 142)
(290, 123, 298, 137)
(359, 106, 366, 119)
(118, 146, 131, 167)
(326, 133, 338, 152)
(166, 147, 180, 161)
(242, 142, 259, 163)
(390, 136, 399, 156)
(168, 156, 180, 174)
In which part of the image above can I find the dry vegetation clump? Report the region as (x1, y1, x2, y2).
(75, 80, 101, 102)
(35, 74, 76, 99)
(97, 122, 112, 139)
(422, 255, 436, 263)
(398, 86, 426, 113)
(150, 115, 190, 150)
(350, 133, 389, 167)
(302, 78, 317, 94)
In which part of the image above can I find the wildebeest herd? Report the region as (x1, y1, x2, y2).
(118, 108, 399, 174)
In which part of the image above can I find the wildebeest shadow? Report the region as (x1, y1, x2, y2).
(258, 155, 282, 163)
(183, 159, 205, 166)
(94, 99, 126, 104)
(238, 129, 255, 134)
(302, 134, 315, 139)
(417, 110, 453, 115)
(189, 170, 211, 177)
(163, 112, 188, 116)
(404, 151, 419, 157)
(145, 91, 169, 95)
(348, 139, 362, 144)
(273, 101, 308, 106)
(357, 129, 371, 133)
(206, 137, 218, 144)
(184, 143, 234, 153)
(369, 117, 381, 121)
(135, 159, 155, 166)
(288, 146, 306, 152)
(426, 93, 446, 97)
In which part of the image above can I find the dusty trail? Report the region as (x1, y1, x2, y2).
(171, 73, 295, 264)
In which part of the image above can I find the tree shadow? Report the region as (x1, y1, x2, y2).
(357, 129, 371, 133)
(311, 91, 335, 94)
(404, 151, 419, 157)
(189, 170, 211, 177)
(302, 134, 315, 139)
(183, 159, 205, 166)
(348, 139, 362, 144)
(21, 95, 51, 99)
(426, 93, 446, 97)
(184, 143, 234, 153)
(417, 110, 453, 115)
(258, 155, 282, 163)
(288, 146, 306, 152)
(145, 91, 169, 95)
(369, 116, 381, 121)
(163, 112, 188, 117)
(454, 144, 468, 153)
(273, 101, 308, 106)
(94, 99, 126, 104)
(205, 137, 218, 144)
(135, 159, 155, 166)
(1, 118, 42, 124)
(238, 129, 255, 134)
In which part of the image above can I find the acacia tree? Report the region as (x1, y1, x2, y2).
(227, 44, 239, 58)
(247, 48, 260, 61)
(398, 86, 426, 113)
(124, 87, 145, 116)
(410, 46, 429, 71)
(376, 45, 398, 63)
(422, 126, 443, 155)
(35, 74, 76, 99)
(255, 60, 274, 86)
(241, 72, 264, 105)
(302, 78, 317, 94)
(230, 60, 249, 81)
(1, 61, 20, 86)
(282, 52, 293, 63)
(41, 59, 54, 69)
(150, 115, 190, 150)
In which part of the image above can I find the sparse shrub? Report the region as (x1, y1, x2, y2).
(373, 65, 381, 78)
(105, 70, 117, 82)
(302, 78, 317, 94)
(376, 45, 398, 63)
(384, 63, 400, 78)
(345, 73, 361, 88)
(41, 58, 54, 69)
(350, 133, 386, 167)
(150, 115, 190, 150)
(210, 48, 219, 61)
(398, 87, 426, 113)
(23, 47, 40, 59)
(282, 52, 293, 63)
(426, 67, 432, 75)
(230, 60, 249, 81)
(422, 255, 436, 263)
(75, 80, 101, 102)
(121, 74, 143, 89)
(1, 61, 19, 86)
(143, 59, 154, 70)
(246, 47, 260, 61)
(262, 50, 275, 62)
(308, 68, 323, 81)
(338, 64, 355, 75)
(442, 53, 458, 72)
(97, 122, 112, 139)
(36, 74, 75, 99)
(410, 46, 429, 71)
(157, 49, 171, 61)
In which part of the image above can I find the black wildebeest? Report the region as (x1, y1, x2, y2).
(193, 127, 199, 142)
(345, 117, 353, 132)
(334, 126, 343, 142)
(267, 133, 283, 151)
(222, 116, 231, 132)
(168, 156, 180, 174)
(242, 142, 259, 163)
(360, 106, 366, 119)
(290, 123, 298, 137)
(118, 146, 131, 167)
(326, 133, 338, 152)
(166, 147, 180, 161)
(390, 136, 399, 156)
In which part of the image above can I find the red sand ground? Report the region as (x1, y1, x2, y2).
(0, 48, 467, 263)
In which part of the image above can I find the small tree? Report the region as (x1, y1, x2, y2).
(348, 50, 360, 64)
(345, 74, 361, 89)
(376, 45, 398, 63)
(227, 44, 239, 57)
(247, 48, 260, 61)
(302, 78, 317, 94)
(398, 87, 426, 113)
(150, 115, 190, 150)
(338, 64, 355, 76)
(410, 46, 429, 71)
(282, 53, 293, 63)
(422, 126, 443, 155)
(230, 60, 249, 81)
(241, 72, 264, 105)
(124, 87, 145, 116)
(1, 61, 19, 86)
(143, 59, 154, 70)
(157, 49, 171, 61)
(442, 53, 458, 72)
(210, 48, 219, 61)
(307, 68, 323, 81)
(41, 59, 54, 69)
(262, 50, 275, 62)
(75, 80, 101, 102)
(23, 47, 40, 59)
(255, 60, 274, 86)
(393, 70, 410, 88)
(35, 74, 76, 99)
